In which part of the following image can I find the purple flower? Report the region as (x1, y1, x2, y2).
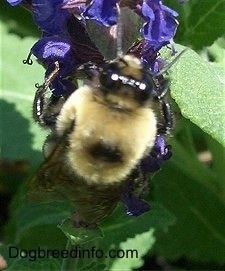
(31, 37, 76, 76)
(81, 0, 178, 60)
(141, 135, 172, 173)
(121, 192, 150, 216)
(6, 0, 22, 5)
(128, 39, 160, 72)
(61, 0, 87, 16)
(32, 0, 71, 36)
(6, 0, 180, 224)
(120, 170, 150, 217)
(82, 0, 178, 50)
(30, 36, 78, 97)
(141, 0, 178, 49)
(120, 134, 172, 217)
(84, 0, 119, 26)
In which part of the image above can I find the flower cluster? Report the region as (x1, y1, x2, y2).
(7, 0, 179, 217)
(7, 0, 178, 93)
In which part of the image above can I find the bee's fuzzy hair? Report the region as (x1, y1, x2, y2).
(56, 85, 157, 184)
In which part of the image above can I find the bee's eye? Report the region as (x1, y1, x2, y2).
(99, 68, 121, 91)
(135, 75, 154, 102)
(135, 83, 150, 102)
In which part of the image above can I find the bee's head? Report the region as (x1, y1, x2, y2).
(97, 55, 155, 108)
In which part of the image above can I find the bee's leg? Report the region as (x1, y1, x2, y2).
(42, 95, 66, 128)
(33, 61, 60, 127)
(157, 98, 174, 135)
(75, 62, 100, 80)
(33, 84, 47, 125)
(153, 77, 173, 135)
(153, 75, 169, 99)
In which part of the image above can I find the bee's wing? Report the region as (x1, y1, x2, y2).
(27, 132, 73, 202)
(70, 183, 121, 226)
(86, 7, 142, 60)
(27, 131, 120, 226)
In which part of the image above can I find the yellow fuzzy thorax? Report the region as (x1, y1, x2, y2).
(57, 85, 157, 184)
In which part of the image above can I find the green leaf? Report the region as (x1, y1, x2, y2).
(185, 0, 225, 49)
(56, 204, 174, 270)
(0, 21, 45, 167)
(165, 45, 225, 147)
(206, 136, 225, 194)
(57, 203, 174, 271)
(206, 37, 225, 64)
(152, 158, 225, 264)
(165, 1, 225, 50)
(109, 229, 155, 271)
(0, 245, 61, 271)
(166, 0, 225, 49)
(102, 202, 175, 242)
(100, 202, 175, 270)
(1, 1, 39, 37)
(5, 188, 73, 245)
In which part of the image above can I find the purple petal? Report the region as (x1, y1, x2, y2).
(141, 0, 178, 49)
(128, 39, 160, 70)
(6, 0, 22, 6)
(83, 0, 119, 26)
(32, 0, 71, 36)
(32, 38, 72, 59)
(141, 135, 172, 173)
(62, 0, 86, 15)
(121, 192, 150, 216)
(31, 37, 77, 76)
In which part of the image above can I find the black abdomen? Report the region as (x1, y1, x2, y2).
(89, 143, 123, 163)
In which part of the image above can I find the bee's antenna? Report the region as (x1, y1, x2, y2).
(154, 48, 188, 77)
(116, 3, 123, 57)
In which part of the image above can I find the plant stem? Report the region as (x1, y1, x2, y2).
(61, 240, 78, 271)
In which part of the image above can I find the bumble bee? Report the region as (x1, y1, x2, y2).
(29, 53, 173, 228)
